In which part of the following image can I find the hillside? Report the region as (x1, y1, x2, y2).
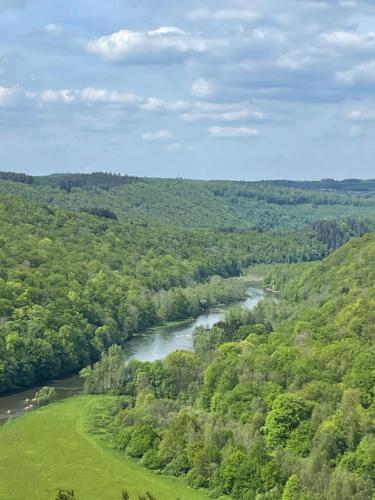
(0, 194, 326, 393)
(0, 177, 374, 499)
(1, 173, 375, 230)
(83, 234, 375, 499)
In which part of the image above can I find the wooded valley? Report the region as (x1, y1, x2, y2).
(0, 172, 374, 499)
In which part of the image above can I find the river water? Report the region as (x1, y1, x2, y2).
(0, 286, 264, 422)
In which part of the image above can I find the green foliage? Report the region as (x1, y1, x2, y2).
(53, 488, 171, 500)
(55, 490, 76, 500)
(126, 425, 158, 458)
(35, 386, 56, 406)
(138, 493, 157, 500)
(282, 475, 308, 500)
(286, 420, 315, 457)
(220, 450, 247, 493)
(87, 234, 375, 499)
(314, 217, 375, 251)
(2, 175, 375, 498)
(0, 194, 323, 393)
(162, 351, 202, 398)
(80, 345, 125, 394)
(264, 394, 310, 449)
(2, 174, 375, 231)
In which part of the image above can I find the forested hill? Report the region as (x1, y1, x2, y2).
(1, 172, 375, 230)
(85, 233, 375, 499)
(0, 195, 325, 393)
(1, 172, 374, 395)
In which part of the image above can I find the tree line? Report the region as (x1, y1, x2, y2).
(1, 172, 375, 231)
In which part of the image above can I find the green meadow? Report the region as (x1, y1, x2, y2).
(0, 396, 209, 500)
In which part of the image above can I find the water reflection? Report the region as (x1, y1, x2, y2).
(124, 287, 264, 362)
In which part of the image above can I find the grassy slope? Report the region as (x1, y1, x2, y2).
(0, 396, 208, 500)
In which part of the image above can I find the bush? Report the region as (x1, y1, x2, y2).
(127, 425, 158, 458)
(141, 449, 164, 470)
(55, 490, 76, 500)
(114, 428, 133, 452)
(35, 386, 56, 406)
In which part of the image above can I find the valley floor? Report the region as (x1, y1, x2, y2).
(0, 396, 209, 500)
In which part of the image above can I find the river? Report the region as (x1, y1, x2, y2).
(0, 286, 264, 422)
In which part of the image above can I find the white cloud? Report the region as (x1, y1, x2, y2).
(181, 108, 264, 123)
(40, 89, 76, 103)
(345, 109, 375, 121)
(250, 28, 286, 44)
(208, 126, 259, 139)
(142, 129, 172, 141)
(39, 87, 143, 105)
(152, 27, 187, 36)
(44, 24, 63, 35)
(321, 31, 375, 50)
(190, 79, 215, 98)
(141, 97, 190, 112)
(17, 83, 268, 129)
(276, 50, 314, 70)
(0, 86, 19, 106)
(79, 87, 142, 105)
(86, 27, 224, 64)
(337, 60, 375, 83)
(0, 86, 267, 136)
(0, 85, 32, 106)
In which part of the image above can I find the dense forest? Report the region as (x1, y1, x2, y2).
(313, 217, 375, 251)
(82, 234, 375, 499)
(0, 173, 374, 499)
(1, 172, 375, 395)
(0, 194, 326, 393)
(1, 172, 375, 230)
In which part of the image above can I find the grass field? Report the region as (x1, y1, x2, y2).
(0, 396, 209, 500)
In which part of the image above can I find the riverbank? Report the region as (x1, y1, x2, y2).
(0, 287, 264, 422)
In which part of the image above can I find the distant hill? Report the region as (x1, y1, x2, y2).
(1, 172, 375, 230)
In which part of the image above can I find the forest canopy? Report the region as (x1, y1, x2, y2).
(83, 234, 375, 499)
(0, 194, 326, 393)
(1, 172, 375, 230)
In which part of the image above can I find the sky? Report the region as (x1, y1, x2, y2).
(1, 0, 375, 180)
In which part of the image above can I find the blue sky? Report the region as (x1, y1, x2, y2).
(1, 0, 375, 180)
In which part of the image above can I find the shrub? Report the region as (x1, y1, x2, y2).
(35, 386, 56, 406)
